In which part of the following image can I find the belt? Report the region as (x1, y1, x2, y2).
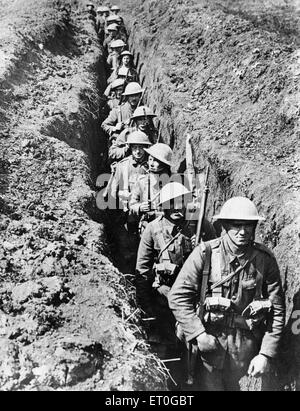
(205, 312, 250, 331)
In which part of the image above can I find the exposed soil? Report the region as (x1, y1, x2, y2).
(1, 0, 300, 391)
(0, 0, 166, 391)
(123, 0, 300, 390)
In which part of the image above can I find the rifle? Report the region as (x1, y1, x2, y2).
(186, 164, 210, 387)
(195, 166, 210, 245)
(129, 88, 145, 128)
(185, 134, 196, 197)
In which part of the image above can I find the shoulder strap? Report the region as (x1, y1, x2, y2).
(210, 250, 259, 291)
(153, 220, 171, 264)
(118, 106, 122, 123)
(198, 242, 212, 320)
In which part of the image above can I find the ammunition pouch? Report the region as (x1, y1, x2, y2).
(203, 298, 273, 331)
(152, 261, 180, 288)
(203, 297, 234, 326)
(242, 299, 273, 331)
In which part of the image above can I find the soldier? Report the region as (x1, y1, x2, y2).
(86, 2, 96, 20)
(109, 106, 157, 163)
(135, 182, 216, 372)
(168, 196, 286, 391)
(103, 25, 121, 55)
(116, 51, 139, 83)
(107, 39, 127, 73)
(95, 6, 106, 43)
(104, 78, 126, 111)
(101, 82, 144, 147)
(110, 130, 151, 208)
(110, 131, 152, 272)
(102, 6, 110, 19)
(130, 143, 173, 233)
(110, 5, 122, 18)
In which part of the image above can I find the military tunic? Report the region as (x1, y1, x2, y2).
(101, 102, 134, 138)
(168, 236, 285, 389)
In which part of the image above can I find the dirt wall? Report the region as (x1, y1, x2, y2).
(0, 0, 166, 391)
(122, 0, 300, 389)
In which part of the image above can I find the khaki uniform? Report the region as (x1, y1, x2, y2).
(109, 155, 148, 273)
(96, 16, 105, 43)
(110, 155, 148, 206)
(129, 172, 169, 227)
(107, 51, 120, 71)
(108, 127, 157, 163)
(168, 236, 285, 390)
(136, 215, 216, 363)
(101, 102, 134, 138)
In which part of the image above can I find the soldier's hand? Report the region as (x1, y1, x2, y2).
(248, 354, 270, 378)
(191, 234, 196, 248)
(139, 202, 151, 213)
(115, 122, 124, 132)
(196, 332, 219, 353)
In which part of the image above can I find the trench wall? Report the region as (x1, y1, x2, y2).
(123, 0, 300, 389)
(0, 0, 166, 391)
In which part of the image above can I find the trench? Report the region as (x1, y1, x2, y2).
(120, 0, 300, 390)
(14, 0, 297, 391)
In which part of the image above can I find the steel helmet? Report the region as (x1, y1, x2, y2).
(111, 5, 120, 11)
(131, 106, 157, 120)
(86, 2, 94, 7)
(102, 6, 110, 13)
(107, 24, 118, 32)
(144, 143, 173, 166)
(213, 197, 265, 221)
(110, 39, 126, 49)
(110, 78, 125, 90)
(159, 182, 192, 206)
(122, 82, 144, 96)
(96, 6, 103, 13)
(107, 15, 119, 23)
(127, 130, 152, 146)
(120, 50, 133, 58)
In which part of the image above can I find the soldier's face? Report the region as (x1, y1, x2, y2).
(122, 56, 131, 66)
(148, 155, 165, 173)
(225, 220, 256, 247)
(166, 201, 186, 221)
(115, 86, 123, 99)
(128, 93, 141, 107)
(104, 12, 110, 17)
(131, 144, 146, 161)
(135, 117, 151, 132)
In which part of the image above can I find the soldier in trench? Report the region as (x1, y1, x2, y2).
(101, 82, 144, 154)
(104, 78, 126, 111)
(106, 40, 127, 77)
(95, 6, 106, 43)
(135, 182, 216, 386)
(168, 197, 286, 391)
(129, 143, 173, 235)
(109, 50, 139, 85)
(109, 131, 152, 272)
(108, 105, 158, 163)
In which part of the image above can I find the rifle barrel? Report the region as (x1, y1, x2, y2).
(195, 166, 210, 245)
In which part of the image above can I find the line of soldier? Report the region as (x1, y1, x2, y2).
(93, 3, 286, 391)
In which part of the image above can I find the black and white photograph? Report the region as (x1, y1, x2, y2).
(0, 0, 299, 395)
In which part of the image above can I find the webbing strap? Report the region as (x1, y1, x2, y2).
(198, 243, 212, 320)
(154, 220, 171, 264)
(210, 251, 258, 291)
